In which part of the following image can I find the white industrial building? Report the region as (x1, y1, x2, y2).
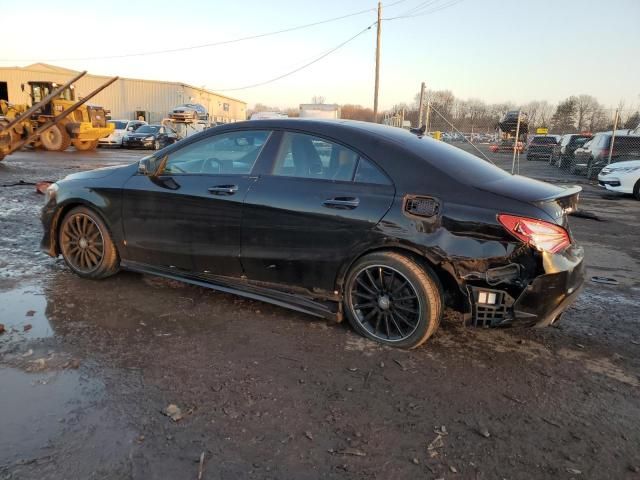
(0, 63, 247, 124)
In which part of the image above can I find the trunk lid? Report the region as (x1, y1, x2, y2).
(478, 175, 581, 225)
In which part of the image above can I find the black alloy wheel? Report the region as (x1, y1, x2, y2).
(344, 251, 442, 348)
(349, 265, 421, 341)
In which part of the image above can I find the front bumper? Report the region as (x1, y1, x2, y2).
(122, 138, 154, 149)
(598, 172, 634, 194)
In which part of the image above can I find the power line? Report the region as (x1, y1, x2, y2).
(1, 1, 410, 63)
(1, 8, 377, 63)
(384, 0, 463, 20)
(209, 0, 461, 92)
(210, 23, 376, 92)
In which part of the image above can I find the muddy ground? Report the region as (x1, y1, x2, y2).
(1, 146, 639, 480)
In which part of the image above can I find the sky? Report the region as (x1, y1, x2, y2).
(1, 0, 639, 110)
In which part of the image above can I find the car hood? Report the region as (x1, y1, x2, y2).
(477, 174, 571, 202)
(603, 159, 640, 170)
(64, 163, 134, 181)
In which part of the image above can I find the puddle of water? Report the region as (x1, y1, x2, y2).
(0, 286, 53, 339)
(0, 284, 52, 338)
(0, 367, 103, 463)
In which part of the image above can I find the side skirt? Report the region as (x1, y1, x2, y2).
(121, 260, 340, 322)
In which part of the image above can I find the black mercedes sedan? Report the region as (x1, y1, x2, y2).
(122, 124, 179, 150)
(41, 119, 585, 348)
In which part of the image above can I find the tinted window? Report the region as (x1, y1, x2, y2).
(162, 130, 270, 175)
(613, 136, 640, 151)
(272, 132, 358, 181)
(354, 158, 391, 185)
(531, 136, 557, 144)
(572, 137, 591, 147)
(109, 121, 127, 129)
(137, 125, 160, 134)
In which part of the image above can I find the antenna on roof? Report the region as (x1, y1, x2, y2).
(409, 125, 426, 137)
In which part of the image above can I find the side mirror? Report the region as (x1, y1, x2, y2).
(127, 126, 134, 131)
(138, 157, 154, 176)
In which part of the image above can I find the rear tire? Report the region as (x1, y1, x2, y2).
(59, 206, 120, 279)
(343, 251, 442, 349)
(40, 124, 72, 151)
(73, 140, 99, 151)
(633, 180, 640, 200)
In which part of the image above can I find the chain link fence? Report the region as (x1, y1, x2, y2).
(378, 93, 640, 180)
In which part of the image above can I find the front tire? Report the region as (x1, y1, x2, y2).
(59, 206, 120, 279)
(633, 179, 640, 200)
(40, 124, 72, 151)
(343, 251, 442, 349)
(73, 139, 99, 151)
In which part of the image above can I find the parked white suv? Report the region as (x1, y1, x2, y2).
(99, 120, 147, 147)
(598, 160, 640, 200)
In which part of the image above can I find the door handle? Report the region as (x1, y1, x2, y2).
(323, 196, 360, 209)
(208, 184, 238, 195)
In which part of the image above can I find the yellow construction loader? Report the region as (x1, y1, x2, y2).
(0, 71, 118, 161)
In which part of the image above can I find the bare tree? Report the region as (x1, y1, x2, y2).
(574, 95, 600, 132)
(311, 95, 326, 104)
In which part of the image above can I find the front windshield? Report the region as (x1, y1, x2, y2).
(136, 125, 160, 134)
(109, 121, 127, 130)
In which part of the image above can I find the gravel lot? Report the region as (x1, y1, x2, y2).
(1, 145, 639, 480)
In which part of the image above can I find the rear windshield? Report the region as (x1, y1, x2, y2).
(531, 136, 557, 144)
(351, 122, 512, 184)
(418, 138, 511, 183)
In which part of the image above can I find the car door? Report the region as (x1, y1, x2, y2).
(121, 129, 274, 277)
(240, 131, 395, 292)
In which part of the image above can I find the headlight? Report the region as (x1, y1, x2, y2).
(608, 166, 640, 173)
(44, 183, 58, 205)
(145, 136, 154, 141)
(123, 136, 129, 141)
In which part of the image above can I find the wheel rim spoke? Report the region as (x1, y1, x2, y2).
(388, 312, 405, 337)
(356, 278, 377, 296)
(61, 214, 104, 273)
(350, 265, 422, 342)
(394, 303, 419, 314)
(354, 301, 377, 310)
(364, 269, 380, 292)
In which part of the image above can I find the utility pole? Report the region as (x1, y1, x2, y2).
(418, 82, 425, 128)
(608, 109, 620, 165)
(373, 1, 382, 123)
(425, 99, 431, 132)
(511, 110, 522, 174)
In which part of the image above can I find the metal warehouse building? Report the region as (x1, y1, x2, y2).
(0, 63, 247, 124)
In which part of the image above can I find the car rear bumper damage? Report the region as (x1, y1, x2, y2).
(463, 246, 585, 328)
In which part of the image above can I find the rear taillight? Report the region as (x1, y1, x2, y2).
(601, 148, 611, 157)
(498, 214, 571, 254)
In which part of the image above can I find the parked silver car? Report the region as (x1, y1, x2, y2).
(168, 103, 208, 122)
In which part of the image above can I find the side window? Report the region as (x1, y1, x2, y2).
(354, 158, 391, 185)
(272, 132, 358, 181)
(162, 130, 270, 175)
